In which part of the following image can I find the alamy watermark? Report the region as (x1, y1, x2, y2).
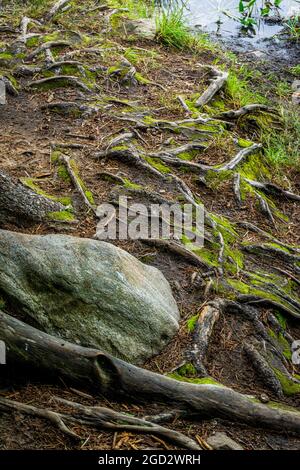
(0, 80, 6, 105)
(292, 340, 300, 366)
(0, 340, 6, 364)
(96, 196, 204, 248)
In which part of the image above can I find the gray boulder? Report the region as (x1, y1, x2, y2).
(0, 230, 179, 364)
(123, 18, 156, 40)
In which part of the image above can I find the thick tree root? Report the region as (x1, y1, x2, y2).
(195, 66, 228, 108)
(188, 302, 221, 376)
(0, 170, 65, 225)
(2, 309, 300, 434)
(244, 343, 283, 397)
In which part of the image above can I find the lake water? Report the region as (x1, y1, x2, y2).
(162, 0, 300, 43)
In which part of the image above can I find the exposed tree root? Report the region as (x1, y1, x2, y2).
(188, 302, 221, 376)
(141, 238, 211, 269)
(244, 178, 300, 202)
(234, 221, 300, 254)
(18, 16, 39, 44)
(0, 75, 18, 96)
(0, 170, 65, 225)
(44, 0, 71, 22)
(195, 66, 228, 108)
(177, 95, 192, 114)
(244, 343, 283, 397)
(0, 397, 80, 439)
(26, 40, 72, 61)
(114, 114, 219, 136)
(243, 244, 300, 264)
(2, 309, 300, 434)
(94, 146, 167, 179)
(237, 295, 300, 320)
(27, 75, 92, 93)
(60, 155, 96, 214)
(255, 191, 276, 225)
(233, 172, 242, 205)
(41, 101, 99, 117)
(0, 396, 200, 450)
(215, 104, 274, 120)
(45, 60, 85, 72)
(148, 152, 208, 173)
(214, 143, 262, 172)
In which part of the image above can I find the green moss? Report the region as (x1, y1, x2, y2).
(275, 312, 287, 330)
(238, 138, 253, 148)
(239, 153, 270, 180)
(69, 159, 95, 206)
(51, 150, 62, 163)
(273, 369, 300, 396)
(111, 145, 130, 152)
(266, 401, 300, 412)
(227, 279, 250, 294)
(206, 169, 232, 189)
(21, 178, 72, 206)
(145, 156, 171, 174)
(30, 78, 72, 91)
(192, 247, 219, 267)
(47, 211, 75, 222)
(290, 64, 300, 77)
(176, 363, 198, 376)
(42, 32, 61, 43)
(168, 372, 222, 386)
(135, 72, 150, 84)
(268, 327, 291, 360)
(0, 52, 13, 60)
(186, 314, 199, 332)
(177, 150, 199, 161)
(108, 65, 121, 75)
(268, 328, 277, 340)
(264, 242, 291, 254)
(26, 36, 40, 47)
(123, 178, 142, 190)
(210, 213, 238, 240)
(57, 164, 71, 182)
(224, 246, 244, 271)
(227, 278, 299, 314)
(60, 64, 81, 75)
(225, 70, 266, 107)
(143, 115, 158, 126)
(85, 190, 94, 205)
(123, 48, 140, 65)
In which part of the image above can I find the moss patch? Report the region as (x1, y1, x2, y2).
(186, 314, 199, 332)
(273, 369, 300, 396)
(21, 178, 72, 207)
(47, 211, 76, 222)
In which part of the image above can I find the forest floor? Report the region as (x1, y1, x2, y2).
(0, 0, 300, 450)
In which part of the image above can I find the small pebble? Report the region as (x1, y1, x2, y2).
(260, 393, 270, 403)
